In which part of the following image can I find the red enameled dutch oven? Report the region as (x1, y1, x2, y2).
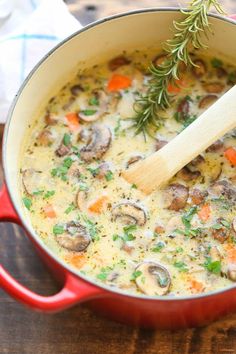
(0, 9, 236, 330)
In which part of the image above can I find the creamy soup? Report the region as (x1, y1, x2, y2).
(20, 50, 236, 297)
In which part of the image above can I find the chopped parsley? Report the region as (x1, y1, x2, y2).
(112, 225, 137, 243)
(43, 190, 55, 199)
(87, 166, 100, 177)
(79, 182, 88, 191)
(130, 270, 142, 281)
(51, 157, 73, 181)
(81, 109, 97, 116)
(182, 115, 197, 129)
(105, 170, 113, 181)
(204, 257, 221, 274)
(63, 133, 71, 147)
(174, 261, 189, 273)
(182, 206, 197, 228)
(89, 97, 99, 106)
(151, 241, 165, 253)
(32, 190, 44, 196)
(97, 266, 113, 281)
(131, 184, 137, 189)
(22, 197, 32, 210)
(65, 203, 76, 214)
(82, 215, 99, 241)
(53, 224, 64, 235)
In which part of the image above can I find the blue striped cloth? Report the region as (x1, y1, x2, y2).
(0, 0, 81, 122)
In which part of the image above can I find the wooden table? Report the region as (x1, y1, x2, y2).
(1, 1, 236, 353)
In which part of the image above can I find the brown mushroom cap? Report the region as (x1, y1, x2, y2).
(56, 221, 91, 252)
(135, 262, 171, 296)
(209, 180, 236, 201)
(165, 183, 189, 211)
(198, 95, 218, 109)
(80, 125, 111, 162)
(108, 55, 131, 71)
(111, 202, 147, 226)
(192, 59, 206, 78)
(203, 82, 224, 94)
(22, 169, 42, 196)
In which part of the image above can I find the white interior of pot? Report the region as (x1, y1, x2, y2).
(4, 9, 236, 231)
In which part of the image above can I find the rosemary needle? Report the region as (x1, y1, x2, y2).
(132, 0, 225, 136)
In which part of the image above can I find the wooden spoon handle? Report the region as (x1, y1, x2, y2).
(122, 85, 236, 194)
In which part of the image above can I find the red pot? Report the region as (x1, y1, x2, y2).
(1, 9, 236, 329)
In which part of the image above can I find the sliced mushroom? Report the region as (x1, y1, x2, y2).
(62, 96, 76, 110)
(111, 202, 146, 226)
(108, 55, 130, 71)
(209, 180, 236, 201)
(78, 129, 92, 144)
(211, 222, 230, 243)
(206, 139, 223, 152)
(55, 141, 71, 157)
(22, 169, 42, 196)
(126, 155, 143, 168)
(176, 97, 190, 120)
(79, 90, 108, 122)
(166, 215, 184, 236)
(203, 82, 224, 94)
(208, 162, 222, 183)
(198, 95, 218, 109)
(135, 262, 171, 296)
(76, 190, 87, 211)
(37, 129, 55, 146)
(232, 217, 236, 233)
(209, 245, 222, 262)
(192, 59, 206, 78)
(155, 139, 167, 152)
(177, 166, 201, 182)
(216, 67, 227, 78)
(165, 183, 189, 211)
(45, 113, 58, 125)
(56, 221, 91, 252)
(80, 125, 111, 162)
(190, 188, 207, 205)
(190, 155, 205, 167)
(70, 84, 84, 96)
(227, 263, 236, 281)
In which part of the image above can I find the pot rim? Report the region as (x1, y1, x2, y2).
(3, 7, 236, 302)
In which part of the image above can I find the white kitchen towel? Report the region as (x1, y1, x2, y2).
(0, 0, 82, 122)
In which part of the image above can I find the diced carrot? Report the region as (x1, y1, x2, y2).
(189, 278, 204, 294)
(88, 195, 109, 214)
(225, 244, 236, 263)
(43, 204, 56, 218)
(64, 254, 86, 269)
(167, 80, 182, 94)
(65, 112, 80, 132)
(198, 204, 211, 222)
(107, 74, 132, 92)
(224, 147, 236, 166)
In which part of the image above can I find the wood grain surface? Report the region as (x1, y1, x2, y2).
(1, 1, 236, 353)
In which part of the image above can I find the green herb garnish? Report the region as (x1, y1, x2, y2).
(132, 0, 225, 135)
(174, 261, 189, 272)
(151, 241, 165, 252)
(53, 224, 64, 235)
(22, 197, 32, 210)
(81, 109, 97, 116)
(89, 97, 99, 106)
(130, 270, 142, 281)
(105, 170, 113, 181)
(204, 257, 221, 274)
(65, 203, 76, 214)
(63, 133, 71, 147)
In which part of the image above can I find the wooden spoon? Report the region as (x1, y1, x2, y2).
(122, 85, 236, 194)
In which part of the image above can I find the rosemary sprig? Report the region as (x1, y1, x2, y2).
(133, 0, 225, 135)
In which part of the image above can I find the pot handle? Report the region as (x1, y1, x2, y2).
(0, 183, 104, 312)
